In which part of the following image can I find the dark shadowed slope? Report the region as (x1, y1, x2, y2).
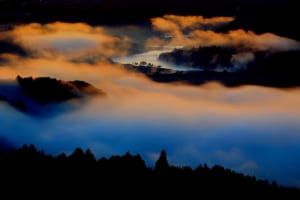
(0, 75, 105, 116)
(143, 47, 300, 88)
(0, 145, 299, 198)
(16, 75, 103, 102)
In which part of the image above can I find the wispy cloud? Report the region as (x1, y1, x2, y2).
(151, 15, 234, 33)
(147, 15, 300, 52)
(5, 22, 132, 61)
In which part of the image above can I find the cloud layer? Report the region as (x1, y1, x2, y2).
(4, 22, 132, 62)
(0, 20, 300, 189)
(146, 15, 300, 72)
(147, 15, 300, 52)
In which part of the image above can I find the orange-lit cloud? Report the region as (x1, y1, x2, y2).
(1, 51, 300, 120)
(190, 29, 300, 51)
(6, 22, 132, 61)
(151, 15, 234, 32)
(147, 15, 300, 52)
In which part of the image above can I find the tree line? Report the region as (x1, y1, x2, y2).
(0, 144, 299, 198)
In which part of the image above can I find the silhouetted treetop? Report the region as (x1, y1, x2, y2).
(85, 149, 96, 162)
(68, 147, 85, 161)
(155, 149, 169, 171)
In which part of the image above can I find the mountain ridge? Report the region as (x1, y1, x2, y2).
(1, 143, 300, 196)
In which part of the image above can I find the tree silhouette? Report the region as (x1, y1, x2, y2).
(68, 147, 85, 161)
(0, 143, 300, 198)
(85, 149, 96, 162)
(155, 149, 169, 171)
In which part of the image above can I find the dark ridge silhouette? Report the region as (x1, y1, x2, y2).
(144, 69, 300, 88)
(158, 46, 237, 70)
(126, 47, 300, 88)
(0, 143, 299, 198)
(17, 75, 104, 102)
(159, 47, 300, 73)
(0, 75, 105, 116)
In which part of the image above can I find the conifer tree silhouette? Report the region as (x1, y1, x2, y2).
(155, 149, 169, 171)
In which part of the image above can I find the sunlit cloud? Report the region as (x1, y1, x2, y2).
(147, 15, 300, 52)
(145, 15, 300, 72)
(146, 15, 234, 50)
(1, 51, 300, 188)
(6, 22, 132, 61)
(151, 15, 234, 33)
(190, 29, 300, 51)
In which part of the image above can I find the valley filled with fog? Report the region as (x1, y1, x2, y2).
(1, 15, 300, 188)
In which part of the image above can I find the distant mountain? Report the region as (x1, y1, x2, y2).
(159, 47, 300, 72)
(17, 76, 103, 102)
(159, 46, 237, 71)
(152, 47, 300, 87)
(0, 76, 105, 116)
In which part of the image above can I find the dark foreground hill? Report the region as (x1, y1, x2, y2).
(0, 144, 299, 198)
